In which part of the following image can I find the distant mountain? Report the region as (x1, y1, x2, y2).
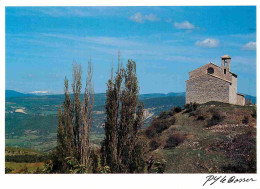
(167, 92, 186, 97)
(5, 90, 34, 98)
(139, 92, 185, 100)
(244, 94, 257, 104)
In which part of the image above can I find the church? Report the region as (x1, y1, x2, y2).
(185, 55, 245, 106)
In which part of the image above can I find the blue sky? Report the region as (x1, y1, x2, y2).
(5, 6, 256, 96)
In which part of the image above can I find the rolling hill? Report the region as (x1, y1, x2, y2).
(5, 90, 34, 98)
(5, 90, 256, 152)
(5, 91, 185, 152)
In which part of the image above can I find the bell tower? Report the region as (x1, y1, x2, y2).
(221, 55, 231, 73)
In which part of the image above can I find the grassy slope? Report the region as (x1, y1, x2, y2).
(144, 102, 256, 173)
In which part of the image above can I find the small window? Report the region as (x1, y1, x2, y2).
(207, 67, 214, 74)
(224, 69, 226, 74)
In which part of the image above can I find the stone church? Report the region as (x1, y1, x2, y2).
(186, 55, 245, 106)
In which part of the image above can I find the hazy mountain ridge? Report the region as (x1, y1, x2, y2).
(5, 90, 34, 98)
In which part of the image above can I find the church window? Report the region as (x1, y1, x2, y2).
(207, 67, 214, 74)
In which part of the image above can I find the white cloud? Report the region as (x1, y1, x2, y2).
(30, 91, 48, 94)
(129, 13, 160, 23)
(242, 42, 256, 50)
(174, 21, 194, 29)
(195, 38, 219, 48)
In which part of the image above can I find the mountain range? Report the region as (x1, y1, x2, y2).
(5, 90, 256, 104)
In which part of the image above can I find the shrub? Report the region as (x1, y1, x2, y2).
(5, 154, 50, 163)
(145, 119, 171, 138)
(207, 109, 224, 127)
(158, 111, 169, 119)
(169, 117, 176, 125)
(145, 128, 156, 139)
(197, 115, 205, 121)
(220, 131, 256, 173)
(184, 102, 198, 113)
(153, 120, 171, 134)
(174, 106, 182, 113)
(251, 109, 256, 119)
(242, 116, 249, 124)
(164, 134, 185, 148)
(150, 140, 160, 151)
(147, 157, 167, 173)
(152, 159, 167, 173)
(5, 167, 13, 174)
(169, 106, 182, 116)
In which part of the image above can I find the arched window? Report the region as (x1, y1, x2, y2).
(207, 67, 214, 74)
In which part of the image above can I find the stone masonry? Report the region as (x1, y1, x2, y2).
(186, 55, 245, 106)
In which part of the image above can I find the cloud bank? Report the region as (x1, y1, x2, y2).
(243, 42, 256, 50)
(174, 21, 195, 29)
(129, 13, 160, 23)
(195, 38, 219, 48)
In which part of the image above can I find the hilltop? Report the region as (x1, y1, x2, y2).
(142, 102, 256, 173)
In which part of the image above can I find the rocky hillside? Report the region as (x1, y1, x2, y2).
(142, 102, 256, 173)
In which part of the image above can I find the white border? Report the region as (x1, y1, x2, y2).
(0, 1, 259, 189)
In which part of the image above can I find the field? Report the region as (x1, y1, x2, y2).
(5, 147, 47, 173)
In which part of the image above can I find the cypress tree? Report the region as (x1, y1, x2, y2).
(102, 54, 123, 172)
(102, 58, 145, 173)
(55, 61, 94, 173)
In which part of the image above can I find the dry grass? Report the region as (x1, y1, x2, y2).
(143, 102, 256, 173)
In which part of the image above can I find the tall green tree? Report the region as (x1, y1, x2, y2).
(55, 60, 94, 172)
(102, 54, 123, 172)
(102, 58, 145, 173)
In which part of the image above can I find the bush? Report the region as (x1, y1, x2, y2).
(153, 120, 171, 134)
(197, 115, 205, 121)
(164, 134, 185, 148)
(147, 157, 167, 173)
(174, 106, 182, 113)
(5, 167, 13, 174)
(158, 111, 169, 119)
(145, 119, 171, 138)
(152, 159, 167, 173)
(150, 140, 160, 151)
(184, 102, 198, 113)
(220, 132, 256, 173)
(169, 106, 182, 116)
(242, 116, 249, 124)
(169, 117, 176, 125)
(251, 109, 256, 119)
(207, 109, 224, 127)
(5, 154, 50, 163)
(145, 128, 156, 139)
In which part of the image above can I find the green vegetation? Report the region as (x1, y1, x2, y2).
(6, 93, 185, 152)
(101, 59, 146, 173)
(5, 147, 47, 173)
(142, 102, 256, 173)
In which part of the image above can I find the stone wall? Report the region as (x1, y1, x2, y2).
(237, 94, 245, 106)
(229, 75, 237, 104)
(186, 74, 230, 104)
(189, 63, 232, 82)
